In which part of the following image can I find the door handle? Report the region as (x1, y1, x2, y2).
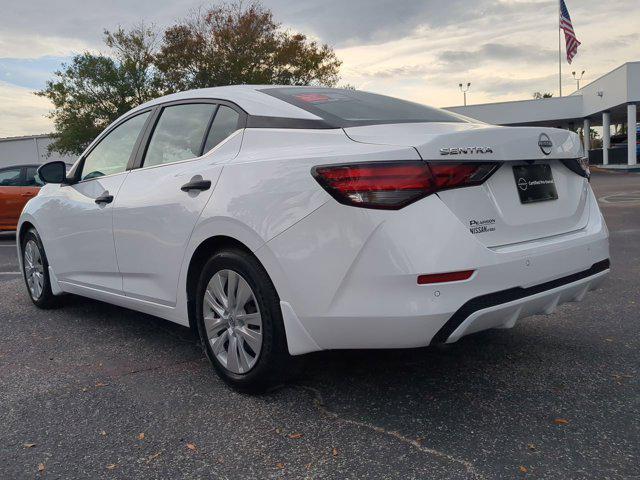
(181, 179, 211, 192)
(95, 194, 114, 204)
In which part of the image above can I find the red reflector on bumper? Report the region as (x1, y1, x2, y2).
(417, 270, 475, 285)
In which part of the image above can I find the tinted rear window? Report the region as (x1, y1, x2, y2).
(261, 88, 468, 127)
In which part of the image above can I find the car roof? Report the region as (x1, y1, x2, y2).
(129, 85, 323, 120)
(0, 164, 40, 170)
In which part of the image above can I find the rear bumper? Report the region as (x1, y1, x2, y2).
(263, 187, 609, 354)
(435, 259, 609, 344)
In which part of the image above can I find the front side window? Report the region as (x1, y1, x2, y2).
(0, 168, 22, 186)
(261, 87, 469, 127)
(203, 106, 241, 153)
(80, 111, 150, 181)
(143, 104, 217, 167)
(25, 167, 44, 187)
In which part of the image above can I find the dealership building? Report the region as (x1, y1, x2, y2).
(0, 134, 74, 169)
(447, 61, 640, 168)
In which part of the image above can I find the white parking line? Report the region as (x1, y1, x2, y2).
(0, 245, 17, 247)
(0, 272, 20, 275)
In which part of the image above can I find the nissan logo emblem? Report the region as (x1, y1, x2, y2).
(538, 133, 553, 156)
(517, 178, 528, 191)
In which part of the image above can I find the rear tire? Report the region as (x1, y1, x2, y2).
(21, 228, 59, 309)
(195, 248, 295, 393)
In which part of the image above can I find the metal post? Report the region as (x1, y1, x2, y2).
(459, 83, 471, 107)
(572, 70, 585, 91)
(602, 112, 611, 165)
(558, 1, 562, 97)
(583, 118, 591, 155)
(628, 104, 637, 166)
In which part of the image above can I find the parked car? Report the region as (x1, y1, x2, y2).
(18, 86, 610, 392)
(610, 127, 640, 158)
(0, 164, 44, 231)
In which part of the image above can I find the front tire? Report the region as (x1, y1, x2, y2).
(195, 248, 293, 393)
(21, 228, 58, 309)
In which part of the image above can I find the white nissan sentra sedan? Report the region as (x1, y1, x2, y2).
(18, 86, 609, 392)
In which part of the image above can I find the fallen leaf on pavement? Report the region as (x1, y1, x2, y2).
(553, 418, 569, 425)
(137, 432, 145, 440)
(23, 443, 36, 448)
(186, 442, 198, 452)
(106, 464, 117, 470)
(288, 433, 303, 439)
(147, 452, 161, 463)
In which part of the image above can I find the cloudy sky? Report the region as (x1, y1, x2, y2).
(0, 0, 639, 137)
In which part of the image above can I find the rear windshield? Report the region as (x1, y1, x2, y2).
(261, 87, 469, 127)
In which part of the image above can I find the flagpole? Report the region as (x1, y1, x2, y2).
(558, 0, 562, 97)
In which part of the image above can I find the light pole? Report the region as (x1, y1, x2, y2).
(459, 82, 471, 106)
(572, 70, 585, 91)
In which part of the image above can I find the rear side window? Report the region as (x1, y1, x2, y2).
(203, 106, 241, 153)
(144, 104, 217, 167)
(25, 167, 44, 187)
(0, 168, 22, 186)
(261, 88, 469, 127)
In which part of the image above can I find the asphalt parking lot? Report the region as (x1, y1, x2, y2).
(1, 171, 638, 479)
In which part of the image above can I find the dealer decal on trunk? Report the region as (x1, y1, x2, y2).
(469, 218, 496, 235)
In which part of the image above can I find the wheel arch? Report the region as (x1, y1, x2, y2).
(185, 235, 260, 335)
(18, 220, 35, 246)
(16, 218, 38, 270)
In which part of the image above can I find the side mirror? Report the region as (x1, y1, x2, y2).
(37, 161, 68, 184)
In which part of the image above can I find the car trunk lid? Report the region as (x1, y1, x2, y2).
(344, 122, 590, 247)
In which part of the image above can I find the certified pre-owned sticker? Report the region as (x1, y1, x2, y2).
(469, 218, 496, 235)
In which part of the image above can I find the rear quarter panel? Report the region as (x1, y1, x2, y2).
(179, 128, 419, 305)
(196, 128, 420, 246)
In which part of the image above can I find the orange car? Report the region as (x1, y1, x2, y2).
(0, 164, 43, 231)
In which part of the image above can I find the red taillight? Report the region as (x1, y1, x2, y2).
(312, 161, 499, 209)
(417, 270, 475, 285)
(429, 163, 500, 190)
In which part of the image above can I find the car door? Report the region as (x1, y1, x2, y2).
(0, 167, 24, 231)
(113, 102, 244, 305)
(22, 165, 44, 202)
(42, 110, 152, 292)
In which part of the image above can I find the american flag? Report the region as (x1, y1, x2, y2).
(560, 0, 580, 64)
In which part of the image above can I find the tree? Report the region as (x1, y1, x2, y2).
(533, 92, 554, 99)
(155, 2, 341, 91)
(37, 2, 342, 155)
(37, 24, 161, 155)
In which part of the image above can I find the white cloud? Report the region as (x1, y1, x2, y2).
(0, 82, 53, 137)
(336, 0, 640, 107)
(0, 34, 93, 58)
(0, 0, 639, 136)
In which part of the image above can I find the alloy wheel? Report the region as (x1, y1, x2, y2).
(203, 269, 263, 374)
(24, 240, 44, 300)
